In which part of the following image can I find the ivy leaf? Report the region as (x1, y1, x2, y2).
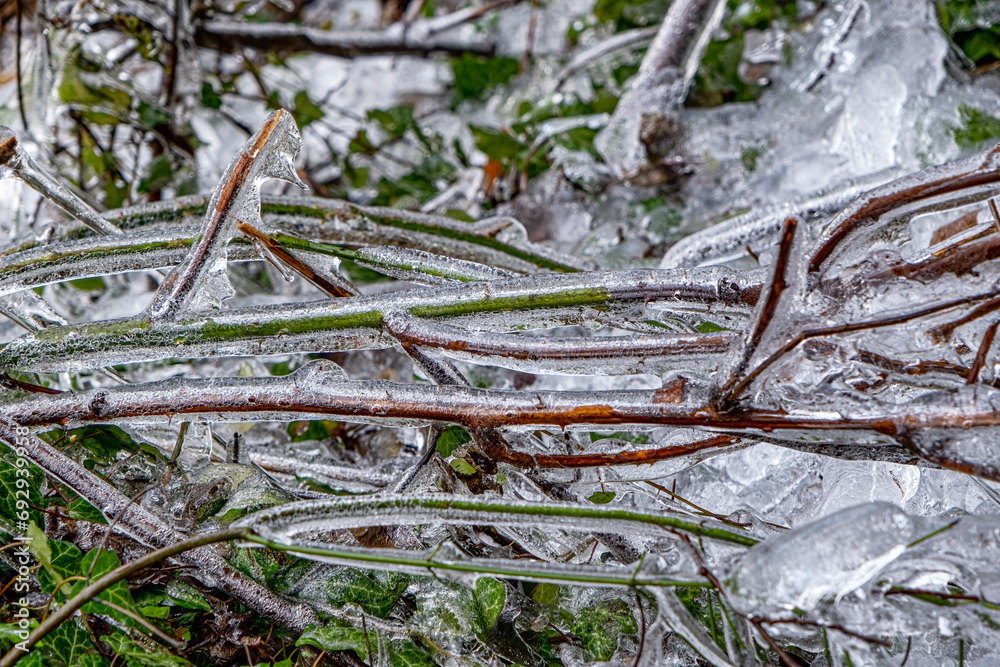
(572, 599, 638, 661)
(39, 425, 149, 467)
(297, 621, 370, 661)
(389, 641, 436, 667)
(25, 521, 50, 564)
(42, 619, 93, 667)
(0, 461, 44, 526)
(588, 491, 616, 504)
(952, 104, 1000, 149)
(164, 581, 212, 611)
(293, 90, 325, 128)
(326, 569, 409, 618)
(531, 583, 559, 605)
(71, 548, 139, 622)
(103, 632, 190, 666)
(66, 497, 108, 525)
(474, 577, 506, 632)
(450, 55, 520, 107)
(436, 425, 471, 457)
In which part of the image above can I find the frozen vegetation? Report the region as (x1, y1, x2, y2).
(3, 0, 1000, 666)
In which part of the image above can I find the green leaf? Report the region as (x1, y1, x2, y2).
(66, 497, 108, 525)
(42, 619, 94, 667)
(68, 277, 106, 291)
(70, 548, 139, 622)
(531, 583, 559, 605)
(286, 420, 341, 442)
(474, 577, 506, 632)
(368, 106, 416, 139)
(293, 90, 325, 128)
(590, 431, 649, 444)
(953, 104, 1000, 149)
(163, 580, 212, 611)
(450, 459, 477, 475)
(39, 425, 148, 466)
(138, 156, 175, 194)
(297, 621, 370, 661)
(104, 632, 191, 666)
(349, 129, 378, 155)
(26, 522, 55, 582)
(389, 641, 436, 667)
(572, 599, 638, 661)
(450, 55, 520, 106)
(201, 82, 223, 109)
(0, 620, 37, 653)
(326, 569, 410, 618)
(588, 491, 616, 504)
(215, 482, 291, 523)
(137, 101, 171, 129)
(58, 52, 131, 123)
(140, 605, 171, 619)
(470, 125, 524, 161)
(76, 655, 110, 667)
(0, 461, 44, 526)
(696, 320, 727, 333)
(436, 424, 471, 457)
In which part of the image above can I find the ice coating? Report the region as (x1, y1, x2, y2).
(0, 267, 759, 372)
(725, 502, 928, 617)
(8, 4, 1000, 663)
(351, 245, 517, 284)
(145, 109, 305, 320)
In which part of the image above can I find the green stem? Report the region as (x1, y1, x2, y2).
(238, 495, 758, 547)
(0, 270, 732, 371)
(103, 195, 584, 273)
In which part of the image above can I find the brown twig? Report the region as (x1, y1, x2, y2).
(720, 217, 797, 401)
(237, 220, 356, 297)
(480, 434, 736, 468)
(810, 143, 1000, 275)
(968, 320, 999, 385)
(725, 285, 1000, 402)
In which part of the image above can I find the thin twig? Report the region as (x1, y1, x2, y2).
(968, 320, 999, 385)
(193, 20, 496, 59)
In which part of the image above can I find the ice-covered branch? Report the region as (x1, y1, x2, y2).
(594, 0, 727, 176)
(382, 310, 735, 375)
(0, 127, 123, 237)
(193, 19, 495, 59)
(0, 268, 757, 372)
(7, 370, 1000, 477)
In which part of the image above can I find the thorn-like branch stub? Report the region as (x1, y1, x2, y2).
(146, 108, 306, 321)
(0, 126, 123, 236)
